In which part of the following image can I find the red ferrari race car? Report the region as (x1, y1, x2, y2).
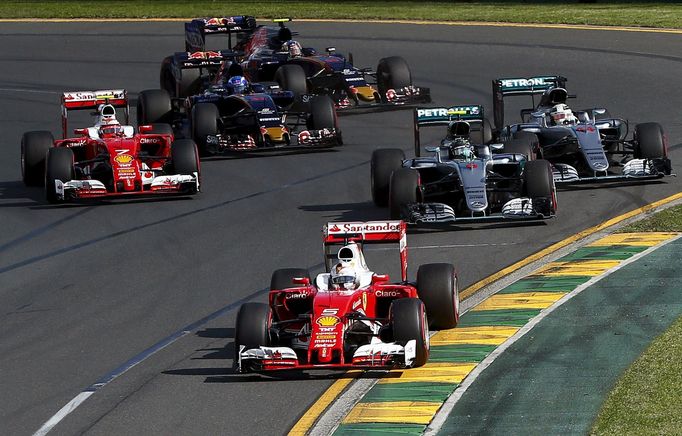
(235, 221, 460, 373)
(20, 89, 200, 203)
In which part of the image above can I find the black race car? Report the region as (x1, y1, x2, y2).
(492, 75, 672, 184)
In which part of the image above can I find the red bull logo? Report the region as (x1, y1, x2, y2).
(187, 51, 222, 60)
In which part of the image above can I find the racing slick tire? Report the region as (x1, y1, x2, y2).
(390, 298, 429, 367)
(160, 56, 201, 98)
(389, 168, 419, 220)
(634, 122, 666, 159)
(376, 56, 412, 103)
(371, 148, 405, 207)
(504, 135, 537, 161)
(307, 95, 337, 130)
(270, 268, 311, 291)
(21, 130, 54, 186)
(524, 159, 556, 216)
(45, 147, 75, 203)
(235, 302, 271, 357)
(191, 103, 219, 155)
(170, 139, 200, 178)
(274, 64, 308, 98)
(137, 89, 172, 125)
(417, 263, 460, 330)
(512, 131, 540, 159)
(470, 118, 494, 145)
(149, 123, 174, 135)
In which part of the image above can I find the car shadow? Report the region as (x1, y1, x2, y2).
(0, 180, 44, 207)
(28, 194, 196, 210)
(298, 201, 389, 222)
(199, 147, 339, 161)
(557, 178, 667, 192)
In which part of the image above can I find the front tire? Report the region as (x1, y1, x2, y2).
(45, 147, 75, 203)
(376, 56, 412, 102)
(171, 139, 200, 177)
(391, 298, 429, 367)
(417, 263, 460, 329)
(191, 103, 219, 155)
(235, 302, 271, 371)
(389, 168, 419, 220)
(22, 131, 54, 186)
(524, 159, 556, 216)
(634, 122, 666, 159)
(307, 95, 337, 130)
(371, 148, 405, 207)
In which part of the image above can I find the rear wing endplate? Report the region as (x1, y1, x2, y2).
(492, 75, 567, 129)
(173, 49, 242, 70)
(61, 89, 128, 138)
(185, 16, 257, 52)
(323, 221, 408, 282)
(413, 105, 484, 156)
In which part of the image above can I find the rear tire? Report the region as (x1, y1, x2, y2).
(21, 131, 54, 186)
(512, 131, 540, 159)
(170, 139, 200, 177)
(417, 263, 460, 329)
(376, 56, 412, 102)
(389, 168, 419, 220)
(275, 64, 308, 98)
(235, 302, 271, 359)
(148, 123, 174, 135)
(524, 159, 556, 216)
(634, 122, 666, 158)
(270, 268, 311, 291)
(137, 89, 172, 125)
(45, 147, 74, 203)
(469, 118, 493, 145)
(391, 298, 429, 367)
(371, 148, 405, 207)
(160, 56, 200, 98)
(191, 103, 219, 155)
(504, 136, 536, 161)
(307, 95, 337, 130)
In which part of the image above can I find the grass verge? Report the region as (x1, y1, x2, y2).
(591, 316, 682, 435)
(2, 1, 682, 29)
(618, 204, 682, 232)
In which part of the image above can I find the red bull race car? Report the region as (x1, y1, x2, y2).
(161, 16, 430, 112)
(20, 89, 200, 203)
(235, 221, 460, 373)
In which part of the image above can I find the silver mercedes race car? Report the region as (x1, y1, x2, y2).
(492, 75, 672, 184)
(370, 105, 557, 225)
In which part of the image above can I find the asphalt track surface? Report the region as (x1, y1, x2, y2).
(0, 21, 681, 435)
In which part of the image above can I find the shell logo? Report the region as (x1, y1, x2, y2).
(114, 154, 134, 165)
(316, 315, 340, 327)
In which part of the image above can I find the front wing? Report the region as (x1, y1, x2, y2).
(399, 198, 554, 225)
(52, 173, 199, 201)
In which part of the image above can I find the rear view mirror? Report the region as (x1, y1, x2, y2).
(138, 125, 153, 134)
(73, 128, 88, 135)
(372, 274, 390, 284)
(292, 277, 310, 285)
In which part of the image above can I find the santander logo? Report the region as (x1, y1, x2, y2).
(327, 221, 401, 234)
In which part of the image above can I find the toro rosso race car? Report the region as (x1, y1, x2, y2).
(160, 15, 430, 111)
(493, 75, 672, 184)
(140, 50, 341, 155)
(235, 221, 460, 373)
(370, 105, 556, 224)
(20, 90, 200, 203)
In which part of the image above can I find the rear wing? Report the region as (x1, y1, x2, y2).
(413, 105, 484, 156)
(323, 221, 408, 282)
(60, 89, 128, 138)
(492, 75, 567, 129)
(173, 49, 242, 70)
(185, 16, 257, 52)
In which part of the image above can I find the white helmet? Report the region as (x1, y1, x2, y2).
(550, 103, 576, 125)
(329, 264, 359, 291)
(96, 104, 122, 137)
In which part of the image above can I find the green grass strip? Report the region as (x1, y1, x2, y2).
(591, 315, 682, 435)
(457, 309, 541, 327)
(499, 276, 591, 293)
(2, 1, 682, 29)
(558, 245, 647, 262)
(334, 422, 425, 435)
(618, 204, 682, 233)
(429, 343, 498, 362)
(361, 381, 457, 403)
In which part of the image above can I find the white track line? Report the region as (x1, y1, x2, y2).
(424, 233, 682, 435)
(33, 392, 94, 436)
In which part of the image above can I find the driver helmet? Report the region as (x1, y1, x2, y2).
(550, 103, 576, 125)
(96, 104, 123, 137)
(282, 40, 303, 58)
(226, 76, 249, 95)
(449, 143, 475, 160)
(329, 264, 359, 291)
